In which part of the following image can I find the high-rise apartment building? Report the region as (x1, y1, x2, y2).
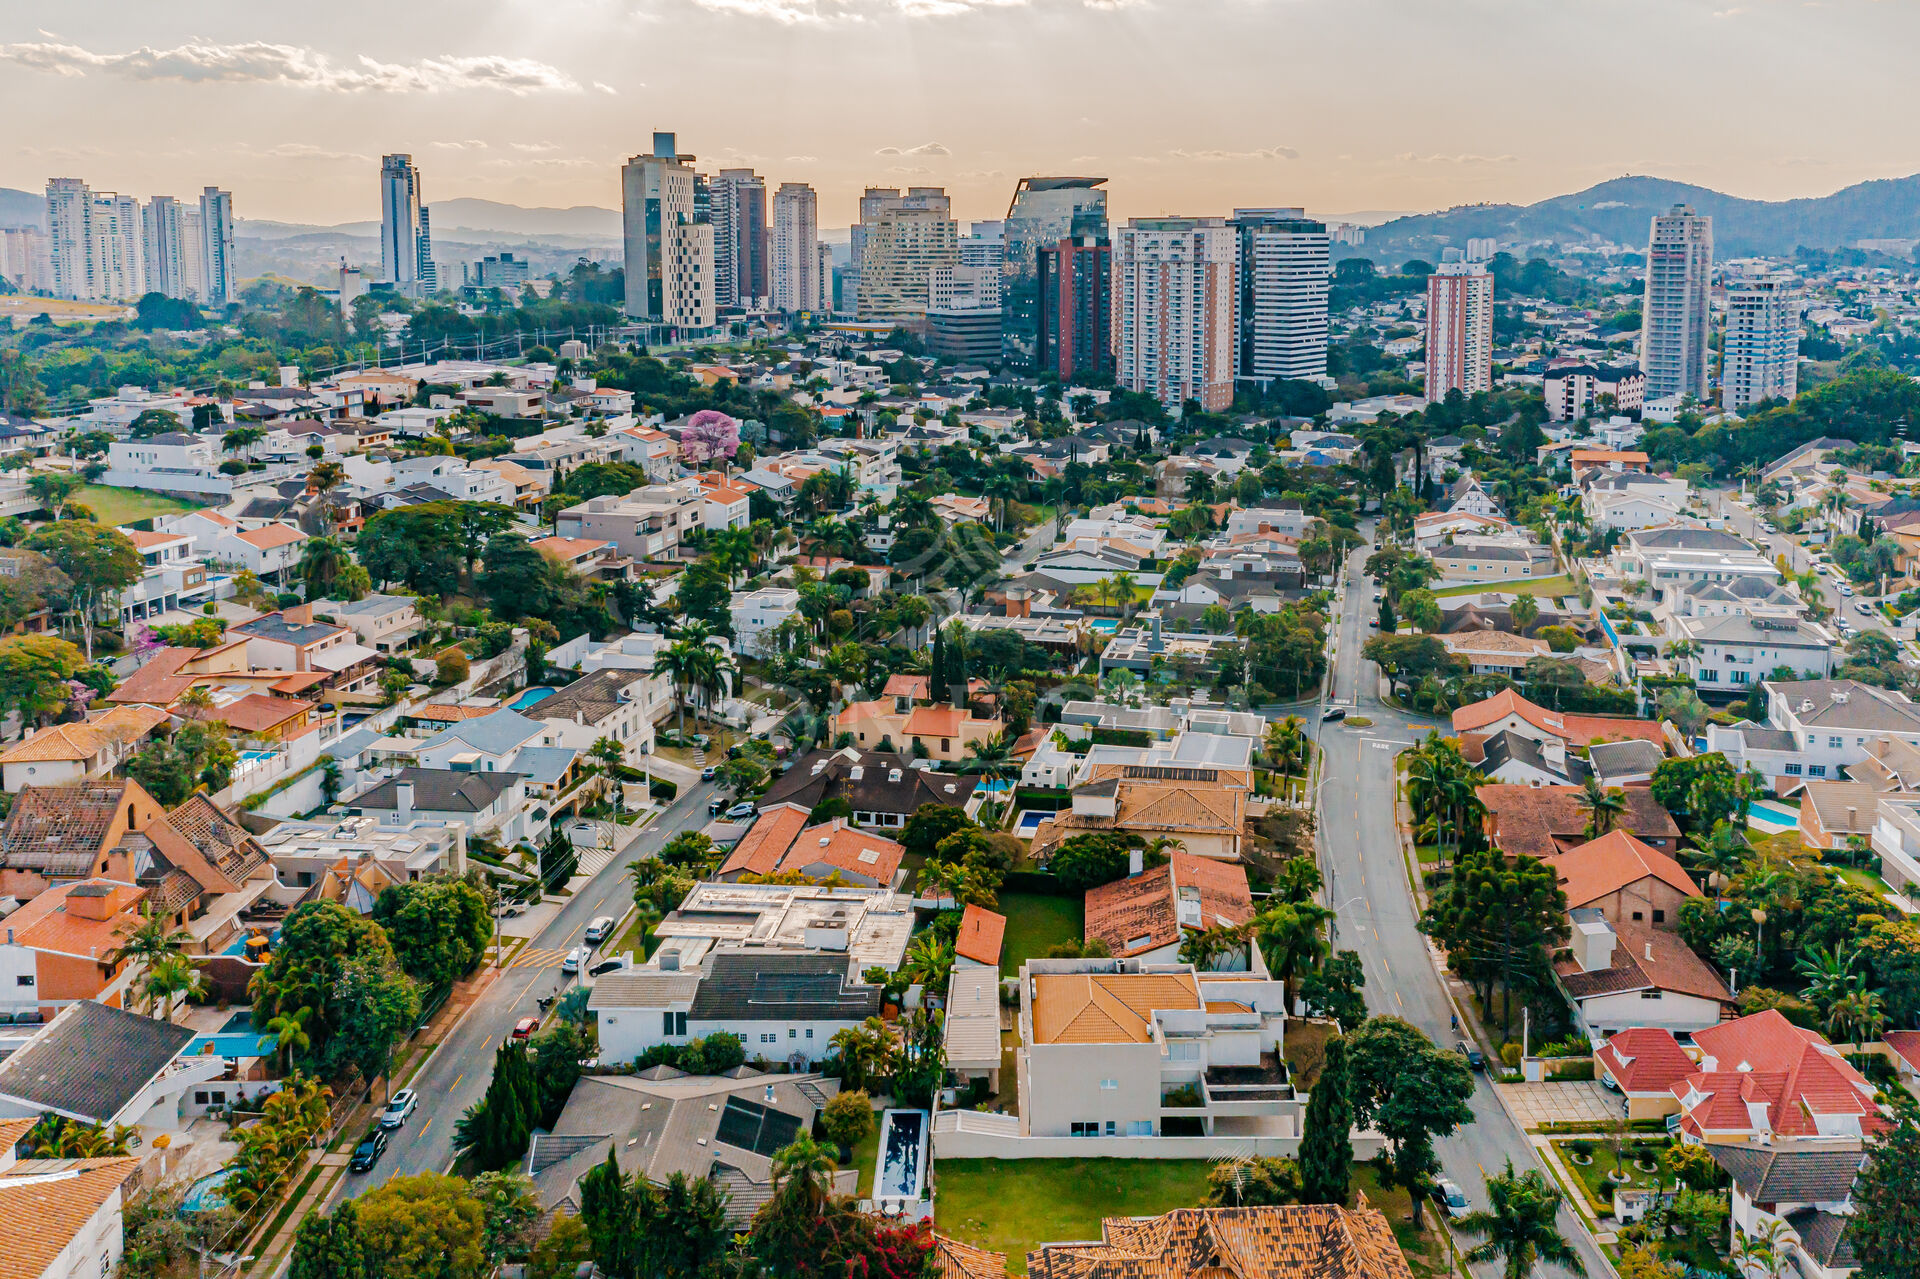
(621, 132, 715, 332)
(958, 221, 1005, 310)
(1112, 217, 1238, 413)
(1001, 177, 1108, 369)
(141, 196, 192, 300)
(0, 228, 51, 294)
(712, 169, 768, 309)
(379, 155, 424, 291)
(1036, 234, 1111, 379)
(1423, 263, 1494, 403)
(771, 182, 822, 313)
(855, 187, 955, 327)
(199, 186, 237, 306)
(415, 205, 437, 295)
(1640, 205, 1713, 405)
(1229, 208, 1330, 384)
(818, 244, 835, 313)
(1723, 272, 1798, 410)
(46, 179, 95, 300)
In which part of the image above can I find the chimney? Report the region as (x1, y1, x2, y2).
(279, 365, 300, 388)
(1645, 941, 1654, 962)
(1128, 847, 1144, 876)
(283, 603, 314, 626)
(395, 780, 414, 819)
(67, 883, 117, 923)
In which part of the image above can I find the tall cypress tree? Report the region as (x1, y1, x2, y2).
(1300, 1035, 1355, 1205)
(580, 1149, 637, 1279)
(930, 627, 947, 706)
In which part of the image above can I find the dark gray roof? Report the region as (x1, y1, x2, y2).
(1785, 1209, 1858, 1269)
(688, 952, 882, 1022)
(1735, 725, 1800, 753)
(1630, 526, 1752, 552)
(233, 614, 341, 646)
(1434, 542, 1547, 563)
(759, 748, 980, 816)
(1482, 730, 1589, 785)
(1709, 1145, 1864, 1203)
(352, 767, 521, 814)
(1587, 739, 1664, 783)
(527, 669, 645, 728)
(0, 1002, 193, 1122)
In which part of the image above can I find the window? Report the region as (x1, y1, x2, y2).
(15, 975, 32, 987)
(805, 1028, 813, 1039)
(1099, 1079, 1118, 1091)
(1632, 910, 1644, 921)
(1652, 910, 1666, 924)
(789, 1028, 797, 1039)
(663, 1012, 675, 1034)
(1810, 765, 1828, 777)
(195, 1091, 209, 1105)
(1785, 763, 1803, 776)
(1070, 1122, 1099, 1137)
(1640, 990, 1662, 1000)
(1830, 736, 1844, 749)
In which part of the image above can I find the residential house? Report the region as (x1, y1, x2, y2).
(468, 456, 550, 509)
(644, 881, 916, 975)
(1672, 613, 1836, 692)
(313, 594, 423, 654)
(1555, 910, 1731, 1041)
(730, 587, 802, 658)
(117, 528, 214, 624)
(0, 706, 169, 792)
(1594, 1027, 1700, 1121)
(1031, 769, 1249, 863)
(531, 536, 639, 584)
(1437, 631, 1555, 678)
(1024, 1204, 1414, 1279)
(231, 606, 379, 694)
(209, 521, 308, 584)
(1083, 853, 1254, 964)
(1224, 503, 1311, 540)
(1478, 730, 1590, 787)
(1550, 829, 1701, 929)
(344, 768, 534, 845)
(1588, 739, 1665, 789)
(1475, 783, 1681, 862)
(1612, 525, 1779, 602)
(554, 484, 706, 561)
(716, 812, 906, 889)
(527, 1070, 854, 1229)
(588, 951, 883, 1065)
(1761, 679, 1920, 779)
(524, 668, 665, 759)
(756, 749, 981, 830)
(410, 709, 552, 772)
(1868, 792, 1920, 896)
(1671, 1010, 1888, 1144)
(1445, 475, 1503, 518)
(1797, 781, 1880, 851)
(1014, 958, 1292, 1140)
(1451, 690, 1670, 761)
(1428, 537, 1555, 585)
(833, 698, 1003, 765)
(0, 1113, 141, 1279)
(1712, 1145, 1865, 1279)
(1412, 510, 1511, 554)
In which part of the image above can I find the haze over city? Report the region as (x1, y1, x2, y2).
(5, 0, 1920, 225)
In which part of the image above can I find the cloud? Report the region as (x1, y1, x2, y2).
(1395, 152, 1520, 165)
(0, 39, 586, 94)
(434, 139, 492, 150)
(1171, 145, 1298, 162)
(786, 154, 819, 163)
(253, 142, 371, 162)
(592, 80, 619, 94)
(875, 142, 951, 157)
(688, 0, 1065, 21)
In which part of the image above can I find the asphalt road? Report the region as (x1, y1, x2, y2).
(1310, 527, 1609, 1279)
(1709, 489, 1905, 642)
(338, 777, 725, 1198)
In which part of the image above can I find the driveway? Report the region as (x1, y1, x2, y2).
(1497, 1081, 1623, 1129)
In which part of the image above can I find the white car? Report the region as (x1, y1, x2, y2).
(1840, 585, 1855, 597)
(561, 947, 587, 975)
(584, 916, 616, 945)
(379, 1088, 418, 1129)
(1437, 1179, 1471, 1221)
(1857, 601, 1876, 615)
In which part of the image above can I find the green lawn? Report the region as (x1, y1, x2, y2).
(935, 1159, 1211, 1272)
(848, 1116, 881, 1198)
(998, 892, 1083, 977)
(75, 485, 201, 527)
(1432, 574, 1577, 599)
(1551, 1138, 1669, 1216)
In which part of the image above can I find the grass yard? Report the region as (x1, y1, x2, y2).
(1349, 1164, 1452, 1279)
(935, 1159, 1212, 1272)
(75, 485, 201, 527)
(613, 912, 660, 961)
(1432, 574, 1577, 599)
(998, 891, 1083, 977)
(1551, 1138, 1669, 1216)
(848, 1116, 881, 1198)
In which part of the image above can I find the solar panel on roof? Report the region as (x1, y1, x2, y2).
(751, 973, 845, 1003)
(1121, 765, 1219, 783)
(715, 1096, 803, 1156)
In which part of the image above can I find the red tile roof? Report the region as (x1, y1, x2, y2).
(1883, 1029, 1920, 1074)
(1596, 1027, 1697, 1094)
(903, 705, 969, 738)
(1551, 829, 1700, 909)
(1476, 784, 1681, 862)
(718, 802, 812, 878)
(787, 819, 904, 884)
(1676, 1010, 1888, 1140)
(1453, 690, 1668, 749)
(955, 905, 1006, 966)
(1084, 853, 1253, 958)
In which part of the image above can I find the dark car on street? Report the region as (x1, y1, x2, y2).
(350, 1128, 390, 1172)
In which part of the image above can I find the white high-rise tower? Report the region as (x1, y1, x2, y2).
(1424, 263, 1494, 403)
(1723, 272, 1798, 410)
(621, 132, 715, 331)
(199, 187, 237, 306)
(1111, 216, 1238, 413)
(379, 154, 423, 290)
(1640, 205, 1714, 405)
(771, 182, 822, 313)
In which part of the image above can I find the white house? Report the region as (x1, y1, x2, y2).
(1554, 911, 1731, 1042)
(588, 951, 883, 1066)
(210, 521, 308, 584)
(1674, 614, 1836, 692)
(730, 587, 801, 657)
(389, 456, 517, 505)
(1712, 1146, 1865, 1279)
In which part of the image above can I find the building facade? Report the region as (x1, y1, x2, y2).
(1641, 205, 1714, 404)
(1037, 234, 1112, 379)
(855, 187, 956, 327)
(709, 168, 769, 309)
(771, 182, 823, 313)
(1723, 273, 1798, 410)
(1424, 263, 1494, 403)
(379, 154, 426, 292)
(1112, 217, 1237, 413)
(199, 186, 236, 307)
(621, 132, 716, 332)
(1001, 177, 1108, 369)
(1230, 208, 1330, 383)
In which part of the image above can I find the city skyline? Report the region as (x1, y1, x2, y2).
(5, 0, 1920, 228)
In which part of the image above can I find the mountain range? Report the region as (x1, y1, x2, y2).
(1359, 173, 1920, 261)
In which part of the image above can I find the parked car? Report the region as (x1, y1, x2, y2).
(1455, 1041, 1486, 1071)
(350, 1129, 390, 1172)
(584, 916, 616, 945)
(588, 956, 631, 978)
(561, 947, 587, 975)
(378, 1088, 418, 1130)
(725, 801, 757, 820)
(1857, 601, 1877, 615)
(511, 1016, 540, 1042)
(709, 796, 727, 815)
(1437, 1179, 1471, 1221)
(1321, 707, 1346, 723)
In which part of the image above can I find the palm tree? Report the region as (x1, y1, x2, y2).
(768, 1134, 840, 1216)
(1580, 777, 1627, 838)
(1252, 901, 1332, 999)
(1265, 716, 1306, 779)
(1508, 595, 1539, 636)
(984, 473, 1022, 532)
(306, 460, 347, 527)
(960, 730, 1018, 785)
(710, 527, 756, 586)
(222, 426, 265, 461)
(827, 1017, 895, 1092)
(656, 640, 704, 736)
(1454, 1160, 1585, 1279)
(299, 535, 348, 602)
(142, 953, 205, 1023)
(1732, 1218, 1793, 1279)
(265, 1005, 315, 1071)
(1826, 986, 1886, 1047)
(111, 909, 194, 1015)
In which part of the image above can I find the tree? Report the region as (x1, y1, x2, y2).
(455, 1040, 539, 1170)
(1508, 595, 1539, 635)
(355, 1173, 489, 1279)
(821, 1090, 876, 1151)
(1454, 1160, 1585, 1279)
(109, 907, 194, 1014)
(1046, 831, 1133, 891)
(471, 1170, 541, 1264)
(1300, 951, 1367, 1030)
(1853, 1107, 1920, 1279)
(1347, 1016, 1475, 1225)
(1657, 687, 1710, 738)
(23, 523, 142, 660)
(1299, 1035, 1355, 1205)
(481, 531, 555, 618)
(902, 804, 973, 859)
(1399, 588, 1442, 632)
(1205, 1156, 1304, 1207)
(249, 901, 399, 1066)
(372, 878, 493, 987)
(1580, 776, 1628, 837)
(434, 644, 471, 686)
(528, 1214, 593, 1279)
(1423, 848, 1568, 1037)
(1253, 900, 1333, 997)
(26, 471, 83, 521)
(578, 1151, 637, 1279)
(1650, 752, 1747, 832)
(290, 1199, 371, 1279)
(323, 954, 421, 1085)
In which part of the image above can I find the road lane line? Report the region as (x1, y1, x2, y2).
(420, 1118, 433, 1136)
(451, 1073, 464, 1089)
(1394, 991, 1404, 1007)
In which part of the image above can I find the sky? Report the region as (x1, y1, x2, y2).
(4, 0, 1918, 230)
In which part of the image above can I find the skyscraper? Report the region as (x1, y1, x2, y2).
(200, 186, 237, 306)
(379, 155, 422, 290)
(1001, 177, 1108, 369)
(89, 193, 144, 301)
(1229, 208, 1330, 384)
(621, 132, 715, 332)
(46, 178, 95, 300)
(771, 182, 822, 313)
(1112, 216, 1237, 413)
(1036, 233, 1111, 380)
(855, 187, 955, 327)
(718, 170, 768, 308)
(141, 196, 190, 300)
(1723, 272, 1798, 410)
(1640, 205, 1713, 405)
(415, 205, 437, 295)
(1424, 263, 1494, 403)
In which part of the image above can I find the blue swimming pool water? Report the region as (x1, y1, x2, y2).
(1014, 809, 1048, 835)
(1089, 619, 1120, 634)
(509, 687, 557, 710)
(220, 1011, 255, 1032)
(181, 1170, 232, 1215)
(238, 749, 276, 762)
(1748, 800, 1799, 825)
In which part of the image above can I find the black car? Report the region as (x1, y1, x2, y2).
(350, 1128, 390, 1172)
(1321, 707, 1346, 723)
(1455, 1040, 1486, 1071)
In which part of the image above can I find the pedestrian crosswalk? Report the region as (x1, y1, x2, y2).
(574, 844, 617, 877)
(510, 946, 571, 970)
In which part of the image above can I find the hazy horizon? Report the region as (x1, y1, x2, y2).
(7, 0, 1918, 229)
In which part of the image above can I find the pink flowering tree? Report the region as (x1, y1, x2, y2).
(679, 410, 740, 467)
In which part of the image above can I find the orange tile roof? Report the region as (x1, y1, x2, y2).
(189, 508, 238, 526)
(1476, 783, 1680, 862)
(884, 674, 931, 700)
(1031, 971, 1201, 1044)
(181, 693, 312, 734)
(5, 879, 146, 959)
(409, 703, 500, 723)
(934, 1235, 1007, 1279)
(0, 1156, 142, 1279)
(1085, 853, 1253, 958)
(1027, 1204, 1412, 1279)
(1595, 1027, 1697, 1094)
(1550, 829, 1700, 908)
(532, 536, 610, 561)
(124, 528, 188, 550)
(788, 819, 905, 883)
(903, 705, 969, 738)
(955, 905, 1006, 966)
(235, 523, 306, 550)
(719, 802, 812, 878)
(0, 706, 168, 764)
(1679, 1009, 1886, 1139)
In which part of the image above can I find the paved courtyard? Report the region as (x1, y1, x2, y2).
(1496, 1080, 1621, 1128)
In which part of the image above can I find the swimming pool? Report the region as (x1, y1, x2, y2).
(1089, 619, 1120, 634)
(181, 1170, 232, 1215)
(1748, 800, 1800, 826)
(1014, 809, 1049, 837)
(874, 1109, 928, 1203)
(508, 686, 557, 711)
(238, 750, 276, 764)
